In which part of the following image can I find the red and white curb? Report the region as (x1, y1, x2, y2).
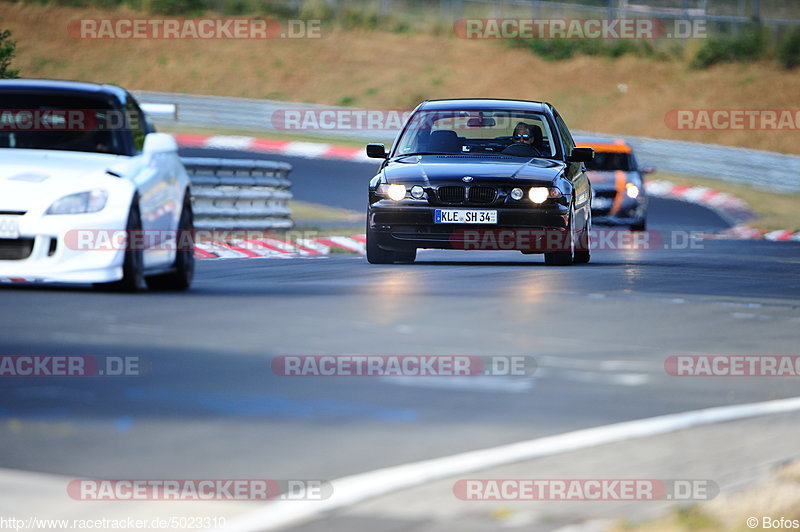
(172, 135, 799, 245)
(194, 236, 366, 259)
(174, 134, 370, 163)
(645, 179, 800, 241)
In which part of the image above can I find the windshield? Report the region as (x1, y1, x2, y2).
(393, 109, 558, 158)
(0, 92, 128, 155)
(585, 151, 634, 171)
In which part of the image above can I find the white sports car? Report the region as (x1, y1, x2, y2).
(0, 79, 193, 291)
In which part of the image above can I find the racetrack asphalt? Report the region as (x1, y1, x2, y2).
(0, 150, 798, 528)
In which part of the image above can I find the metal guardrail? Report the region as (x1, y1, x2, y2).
(181, 157, 293, 230)
(608, 134, 800, 194)
(139, 91, 800, 193)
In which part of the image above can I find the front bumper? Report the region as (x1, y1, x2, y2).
(369, 202, 570, 252)
(591, 196, 647, 227)
(0, 212, 127, 284)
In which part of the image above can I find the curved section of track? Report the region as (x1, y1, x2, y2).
(1, 154, 798, 489)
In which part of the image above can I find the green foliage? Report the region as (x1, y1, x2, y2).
(150, 0, 206, 15)
(690, 24, 769, 69)
(672, 506, 720, 530)
(336, 95, 355, 106)
(0, 29, 20, 79)
(777, 27, 800, 69)
(507, 37, 670, 62)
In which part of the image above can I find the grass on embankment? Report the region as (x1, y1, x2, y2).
(6, 3, 800, 155)
(608, 460, 800, 532)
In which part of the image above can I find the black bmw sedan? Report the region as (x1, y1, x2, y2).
(366, 98, 594, 265)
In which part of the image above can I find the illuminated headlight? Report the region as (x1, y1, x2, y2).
(377, 183, 407, 201)
(528, 187, 549, 204)
(46, 189, 108, 215)
(410, 185, 425, 199)
(626, 184, 640, 199)
(510, 187, 524, 200)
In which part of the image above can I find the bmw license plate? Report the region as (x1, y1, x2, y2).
(435, 209, 497, 224)
(0, 216, 20, 239)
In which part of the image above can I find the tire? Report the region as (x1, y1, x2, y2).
(395, 249, 416, 263)
(146, 196, 195, 291)
(544, 202, 575, 266)
(366, 225, 396, 264)
(574, 207, 591, 264)
(100, 204, 144, 292)
(630, 218, 647, 231)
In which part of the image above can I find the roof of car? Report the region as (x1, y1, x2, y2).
(0, 79, 129, 102)
(419, 99, 550, 113)
(573, 136, 633, 153)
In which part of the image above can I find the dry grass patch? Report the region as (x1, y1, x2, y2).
(6, 4, 800, 154)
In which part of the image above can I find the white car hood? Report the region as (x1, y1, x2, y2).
(0, 149, 133, 212)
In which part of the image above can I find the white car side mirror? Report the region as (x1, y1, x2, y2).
(143, 133, 178, 156)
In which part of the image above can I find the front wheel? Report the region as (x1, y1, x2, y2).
(99, 204, 144, 292)
(395, 249, 416, 263)
(366, 225, 396, 264)
(146, 196, 195, 291)
(574, 208, 591, 264)
(544, 203, 575, 266)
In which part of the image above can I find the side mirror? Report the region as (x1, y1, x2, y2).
(568, 147, 594, 163)
(641, 166, 656, 174)
(143, 133, 178, 155)
(366, 143, 387, 159)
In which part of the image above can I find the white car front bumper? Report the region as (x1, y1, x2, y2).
(0, 211, 128, 284)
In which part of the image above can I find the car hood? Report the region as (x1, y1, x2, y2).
(382, 155, 565, 185)
(0, 149, 133, 212)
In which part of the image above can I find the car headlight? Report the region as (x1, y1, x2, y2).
(410, 185, 425, 199)
(377, 184, 407, 201)
(46, 190, 109, 215)
(528, 187, 562, 204)
(528, 187, 549, 204)
(626, 183, 640, 199)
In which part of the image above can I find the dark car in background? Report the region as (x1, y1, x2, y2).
(574, 136, 652, 231)
(365, 99, 594, 266)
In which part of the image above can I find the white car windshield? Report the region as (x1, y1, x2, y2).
(394, 109, 557, 158)
(0, 92, 128, 155)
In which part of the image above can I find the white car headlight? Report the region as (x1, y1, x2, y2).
(528, 187, 549, 204)
(46, 190, 109, 215)
(377, 184, 407, 201)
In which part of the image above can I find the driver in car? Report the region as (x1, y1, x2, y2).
(502, 122, 541, 157)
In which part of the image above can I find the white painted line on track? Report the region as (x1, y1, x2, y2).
(214, 395, 800, 532)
